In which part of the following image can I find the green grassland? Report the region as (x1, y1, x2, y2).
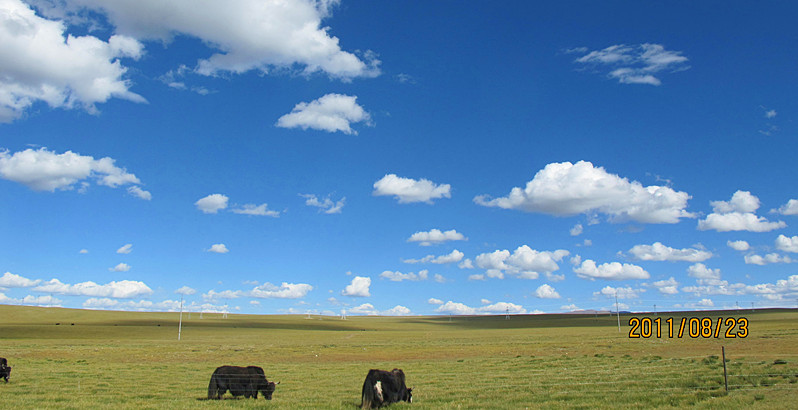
(1, 305, 796, 409)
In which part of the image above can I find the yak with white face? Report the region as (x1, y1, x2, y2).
(360, 368, 412, 408)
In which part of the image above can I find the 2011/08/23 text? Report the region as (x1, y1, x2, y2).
(628, 317, 748, 339)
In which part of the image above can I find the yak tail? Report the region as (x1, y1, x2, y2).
(208, 373, 219, 399)
(360, 369, 378, 409)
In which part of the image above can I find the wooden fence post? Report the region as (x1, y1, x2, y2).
(722, 346, 728, 393)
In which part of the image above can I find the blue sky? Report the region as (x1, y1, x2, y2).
(1, 0, 797, 316)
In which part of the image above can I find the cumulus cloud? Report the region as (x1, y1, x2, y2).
(534, 284, 560, 299)
(195, 194, 228, 214)
(407, 229, 466, 246)
(427, 298, 443, 305)
(0, 148, 146, 195)
(301, 193, 345, 214)
(776, 199, 798, 215)
(206, 244, 229, 254)
(175, 286, 196, 295)
(231, 203, 280, 217)
(379, 270, 428, 282)
(403, 250, 464, 265)
(475, 246, 569, 280)
(687, 263, 723, 285)
(250, 282, 313, 299)
(109, 263, 131, 272)
(277, 94, 371, 135)
(570, 43, 689, 86)
(373, 174, 451, 204)
(775, 235, 798, 253)
(698, 191, 786, 232)
(574, 260, 650, 280)
(651, 277, 679, 295)
(116, 244, 133, 254)
(127, 185, 152, 200)
(475, 161, 693, 224)
(435, 300, 526, 315)
(727, 240, 750, 251)
(0, 0, 146, 122)
(342, 276, 370, 297)
(383, 305, 412, 316)
(627, 242, 712, 262)
(594, 285, 645, 299)
(0, 271, 41, 288)
(570, 223, 583, 236)
(33, 0, 379, 81)
(33, 278, 153, 298)
(745, 253, 794, 265)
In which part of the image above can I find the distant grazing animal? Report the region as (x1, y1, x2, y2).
(360, 368, 412, 408)
(0, 357, 10, 383)
(207, 365, 278, 399)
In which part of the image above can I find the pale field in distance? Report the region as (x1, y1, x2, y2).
(1, 305, 796, 409)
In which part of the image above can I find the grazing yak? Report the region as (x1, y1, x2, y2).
(360, 368, 412, 409)
(0, 357, 10, 382)
(207, 365, 278, 399)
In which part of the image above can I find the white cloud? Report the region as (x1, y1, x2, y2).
(175, 286, 196, 295)
(383, 305, 412, 316)
(21, 294, 62, 305)
(127, 185, 152, 200)
(0, 0, 146, 122)
(116, 244, 133, 254)
(379, 270, 428, 282)
(0, 271, 40, 287)
(202, 289, 242, 301)
(301, 193, 345, 214)
(776, 199, 798, 215)
(435, 300, 526, 315)
(277, 94, 371, 135)
(231, 203, 280, 217)
(207, 244, 229, 254)
(36, 0, 379, 80)
(652, 277, 679, 295)
(109, 263, 131, 272)
(434, 274, 447, 283)
(404, 250, 464, 265)
(373, 174, 451, 204)
(33, 278, 153, 298)
(574, 260, 650, 280)
(765, 109, 777, 119)
(427, 298, 443, 305)
(407, 229, 466, 246)
(534, 284, 561, 299)
(727, 240, 750, 251)
(745, 253, 794, 265)
(342, 276, 370, 297)
(475, 246, 569, 280)
(458, 258, 474, 269)
(0, 148, 145, 195)
(627, 242, 712, 262)
(593, 285, 644, 299)
(775, 235, 798, 253)
(572, 43, 689, 86)
(475, 161, 693, 224)
(687, 263, 723, 285)
(250, 282, 313, 299)
(570, 223, 583, 236)
(349, 303, 378, 315)
(195, 194, 228, 214)
(79, 249, 89, 254)
(698, 191, 786, 232)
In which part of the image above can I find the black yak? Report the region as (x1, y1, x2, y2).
(207, 365, 277, 399)
(0, 357, 10, 382)
(360, 368, 412, 408)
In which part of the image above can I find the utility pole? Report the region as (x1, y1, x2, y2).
(654, 304, 657, 316)
(505, 307, 510, 320)
(178, 295, 183, 341)
(615, 290, 621, 333)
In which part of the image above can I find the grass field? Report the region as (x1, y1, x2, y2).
(1, 305, 796, 409)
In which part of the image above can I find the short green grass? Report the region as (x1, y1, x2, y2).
(1, 305, 796, 408)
